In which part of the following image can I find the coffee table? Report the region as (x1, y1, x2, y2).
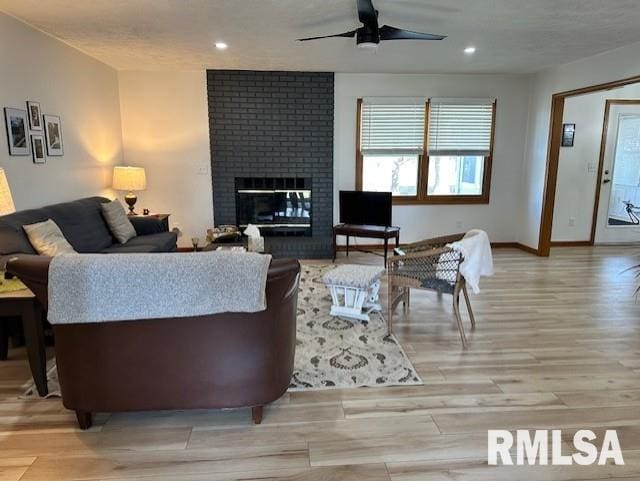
(0, 288, 48, 396)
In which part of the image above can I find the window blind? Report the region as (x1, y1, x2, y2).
(428, 98, 495, 156)
(360, 99, 425, 155)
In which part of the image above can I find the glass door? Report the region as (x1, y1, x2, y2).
(595, 103, 640, 243)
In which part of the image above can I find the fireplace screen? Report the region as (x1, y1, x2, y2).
(236, 178, 311, 236)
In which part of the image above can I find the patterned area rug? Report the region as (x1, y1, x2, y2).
(22, 264, 422, 397)
(21, 361, 60, 399)
(289, 264, 422, 391)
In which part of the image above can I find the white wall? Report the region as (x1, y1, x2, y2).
(115, 45, 640, 250)
(334, 73, 531, 244)
(552, 83, 640, 242)
(518, 41, 640, 249)
(551, 92, 607, 241)
(0, 13, 123, 210)
(116, 72, 531, 248)
(118, 71, 212, 247)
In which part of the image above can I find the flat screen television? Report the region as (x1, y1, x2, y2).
(339, 191, 392, 227)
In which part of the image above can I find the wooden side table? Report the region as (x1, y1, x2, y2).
(333, 224, 401, 265)
(0, 289, 48, 396)
(128, 213, 171, 232)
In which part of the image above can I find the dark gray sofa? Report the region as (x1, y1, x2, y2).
(0, 197, 177, 257)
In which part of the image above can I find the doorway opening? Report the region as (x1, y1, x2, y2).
(539, 75, 640, 255)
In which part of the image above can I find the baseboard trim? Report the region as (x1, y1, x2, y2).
(185, 241, 540, 256)
(489, 242, 540, 255)
(491, 242, 520, 248)
(514, 243, 540, 255)
(337, 241, 540, 255)
(550, 240, 592, 247)
(186, 241, 542, 255)
(336, 244, 398, 252)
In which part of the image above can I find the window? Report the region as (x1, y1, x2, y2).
(356, 97, 496, 204)
(357, 99, 425, 196)
(427, 98, 495, 200)
(362, 154, 419, 196)
(427, 155, 484, 195)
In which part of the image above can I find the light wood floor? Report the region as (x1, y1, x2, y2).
(1, 246, 640, 480)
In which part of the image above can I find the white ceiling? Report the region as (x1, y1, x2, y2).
(2, 0, 640, 73)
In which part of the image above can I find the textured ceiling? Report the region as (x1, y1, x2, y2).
(2, 0, 640, 73)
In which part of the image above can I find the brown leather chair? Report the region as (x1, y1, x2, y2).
(7, 255, 300, 429)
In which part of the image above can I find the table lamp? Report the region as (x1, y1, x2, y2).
(0, 168, 16, 216)
(112, 166, 146, 215)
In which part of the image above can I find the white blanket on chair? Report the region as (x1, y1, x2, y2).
(48, 251, 272, 324)
(447, 229, 494, 294)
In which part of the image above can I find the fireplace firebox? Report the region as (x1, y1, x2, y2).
(235, 177, 312, 237)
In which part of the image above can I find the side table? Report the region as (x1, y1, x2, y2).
(128, 213, 171, 232)
(0, 289, 48, 396)
(333, 224, 401, 265)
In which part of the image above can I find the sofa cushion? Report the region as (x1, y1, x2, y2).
(0, 197, 114, 255)
(101, 200, 137, 244)
(23, 219, 77, 256)
(101, 232, 178, 253)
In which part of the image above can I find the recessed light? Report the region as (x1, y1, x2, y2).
(215, 42, 228, 50)
(464, 46, 476, 55)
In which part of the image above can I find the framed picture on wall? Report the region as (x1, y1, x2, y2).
(27, 101, 42, 131)
(31, 135, 46, 164)
(561, 123, 575, 147)
(3, 108, 30, 156)
(43, 114, 64, 156)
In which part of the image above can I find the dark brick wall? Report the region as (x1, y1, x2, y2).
(207, 70, 334, 258)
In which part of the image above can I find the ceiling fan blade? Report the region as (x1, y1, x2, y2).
(379, 25, 446, 41)
(297, 30, 358, 42)
(357, 0, 378, 27)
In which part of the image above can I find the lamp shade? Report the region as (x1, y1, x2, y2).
(112, 166, 147, 192)
(0, 168, 16, 216)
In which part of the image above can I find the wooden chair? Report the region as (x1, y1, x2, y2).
(387, 233, 475, 348)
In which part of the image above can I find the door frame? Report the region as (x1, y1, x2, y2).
(589, 99, 640, 244)
(538, 74, 640, 256)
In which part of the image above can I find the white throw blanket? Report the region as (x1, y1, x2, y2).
(447, 229, 494, 294)
(48, 251, 272, 325)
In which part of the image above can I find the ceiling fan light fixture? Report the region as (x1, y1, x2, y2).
(464, 46, 476, 54)
(357, 41, 379, 50)
(296, 0, 447, 48)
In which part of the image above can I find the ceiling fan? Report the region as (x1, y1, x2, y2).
(297, 0, 447, 49)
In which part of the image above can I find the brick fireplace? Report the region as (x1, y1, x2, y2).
(207, 70, 334, 258)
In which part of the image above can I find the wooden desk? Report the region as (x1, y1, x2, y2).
(0, 288, 48, 396)
(333, 224, 401, 265)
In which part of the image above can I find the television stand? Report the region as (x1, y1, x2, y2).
(333, 224, 401, 265)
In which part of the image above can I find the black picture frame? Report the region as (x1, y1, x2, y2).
(31, 134, 46, 164)
(43, 114, 64, 156)
(3, 107, 30, 156)
(26, 101, 42, 131)
(562, 123, 575, 147)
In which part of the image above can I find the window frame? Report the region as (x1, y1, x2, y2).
(355, 98, 497, 205)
